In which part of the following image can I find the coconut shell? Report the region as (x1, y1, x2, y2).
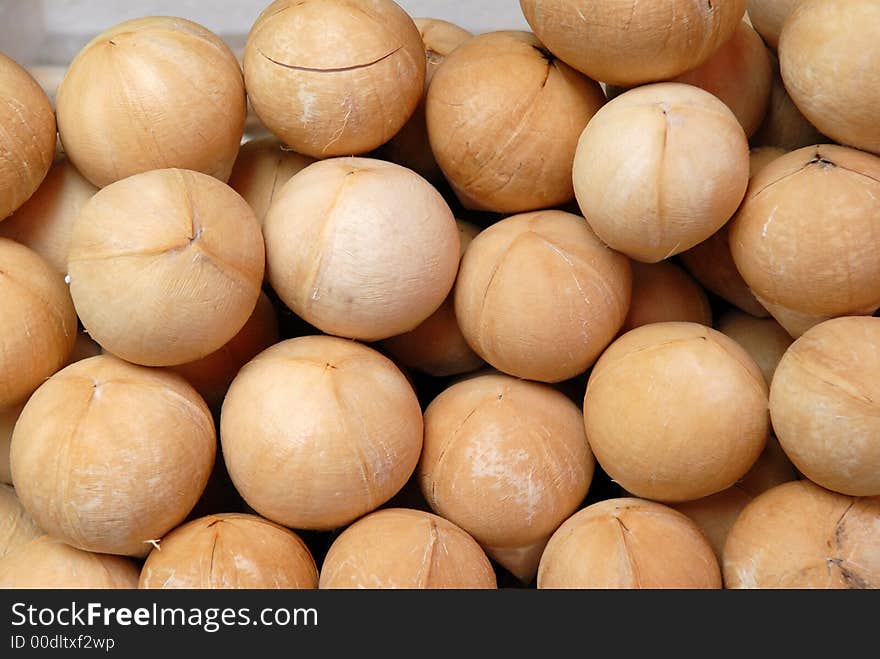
(68, 168, 265, 366)
(537, 498, 721, 589)
(10, 355, 216, 557)
(622, 261, 711, 332)
(584, 322, 769, 502)
(139, 513, 317, 589)
(724, 481, 879, 588)
(426, 31, 605, 213)
(0, 403, 23, 485)
(320, 508, 496, 589)
(748, 146, 787, 176)
(264, 157, 459, 341)
(717, 310, 792, 385)
(221, 336, 423, 530)
(748, 0, 801, 50)
(419, 373, 594, 583)
(0, 53, 56, 221)
(573, 83, 750, 263)
(751, 53, 824, 150)
(0, 484, 41, 559)
(243, 0, 425, 158)
(770, 317, 880, 496)
(454, 210, 631, 383)
(520, 0, 747, 87)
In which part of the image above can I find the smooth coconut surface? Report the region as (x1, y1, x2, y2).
(584, 322, 769, 502)
(748, 0, 801, 50)
(264, 157, 459, 341)
(56, 17, 246, 188)
(319, 508, 497, 589)
(520, 0, 747, 87)
(729, 145, 880, 333)
(0, 404, 23, 484)
(0, 238, 77, 408)
(770, 317, 880, 496)
(68, 168, 265, 366)
(454, 210, 631, 383)
(717, 310, 792, 385)
(622, 261, 711, 332)
(221, 336, 423, 530)
(0, 484, 41, 560)
(426, 30, 605, 213)
(724, 481, 879, 588)
(0, 535, 139, 589)
(780, 0, 880, 155)
(573, 83, 750, 263)
(0, 53, 56, 221)
(752, 54, 824, 150)
(537, 498, 721, 589)
(10, 355, 216, 557)
(381, 221, 484, 377)
(139, 513, 318, 589)
(244, 0, 425, 158)
(419, 373, 594, 582)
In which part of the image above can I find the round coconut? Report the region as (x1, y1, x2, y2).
(537, 498, 721, 589)
(453, 210, 631, 383)
(780, 0, 880, 155)
(748, 0, 801, 50)
(426, 30, 605, 213)
(10, 355, 216, 557)
(622, 261, 711, 332)
(221, 336, 423, 530)
(243, 0, 425, 159)
(520, 0, 747, 87)
(0, 403, 24, 485)
(0, 484, 41, 560)
(770, 317, 880, 496)
(56, 17, 245, 188)
(0, 238, 77, 408)
(751, 54, 824, 150)
(747, 146, 787, 176)
(573, 83, 750, 263)
(0, 53, 56, 221)
(724, 481, 879, 588)
(717, 310, 792, 385)
(419, 373, 594, 583)
(584, 322, 769, 502)
(319, 508, 497, 589)
(139, 513, 318, 589)
(264, 157, 459, 341)
(68, 168, 265, 366)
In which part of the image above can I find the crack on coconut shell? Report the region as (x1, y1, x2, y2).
(417, 519, 439, 588)
(258, 46, 403, 74)
(613, 515, 641, 588)
(208, 527, 220, 587)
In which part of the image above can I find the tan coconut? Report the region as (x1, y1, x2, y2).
(717, 310, 792, 385)
(622, 261, 711, 332)
(264, 157, 459, 341)
(381, 221, 483, 377)
(584, 322, 769, 502)
(170, 292, 279, 409)
(68, 168, 265, 366)
(747, 146, 787, 176)
(0, 155, 97, 275)
(770, 317, 880, 496)
(573, 83, 750, 263)
(426, 31, 605, 213)
(0, 53, 56, 221)
(453, 210, 631, 383)
(10, 355, 216, 557)
(0, 239, 77, 408)
(537, 498, 721, 589)
(419, 373, 594, 583)
(729, 145, 880, 336)
(748, 0, 801, 50)
(724, 481, 879, 588)
(139, 513, 317, 589)
(56, 17, 245, 188)
(226, 137, 314, 227)
(780, 0, 880, 155)
(319, 508, 497, 589)
(752, 54, 824, 150)
(221, 336, 423, 530)
(520, 0, 746, 87)
(244, 0, 425, 158)
(0, 536, 139, 589)
(0, 484, 41, 559)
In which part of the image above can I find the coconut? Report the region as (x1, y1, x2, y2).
(0, 484, 41, 559)
(748, 0, 801, 50)
(68, 168, 265, 366)
(573, 83, 750, 263)
(139, 513, 317, 589)
(0, 404, 23, 485)
(537, 498, 721, 589)
(751, 54, 824, 150)
(56, 17, 245, 188)
(419, 373, 594, 583)
(319, 508, 496, 589)
(717, 310, 792, 385)
(243, 0, 425, 159)
(10, 355, 216, 557)
(264, 157, 459, 341)
(426, 30, 605, 213)
(622, 261, 711, 332)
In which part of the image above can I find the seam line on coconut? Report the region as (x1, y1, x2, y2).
(257, 47, 402, 74)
